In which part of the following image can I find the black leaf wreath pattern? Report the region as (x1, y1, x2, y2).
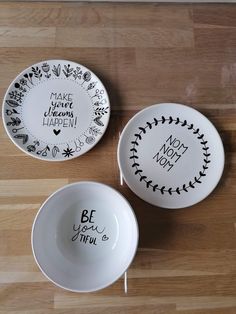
(130, 116, 211, 195)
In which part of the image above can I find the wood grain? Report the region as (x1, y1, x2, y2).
(0, 2, 236, 313)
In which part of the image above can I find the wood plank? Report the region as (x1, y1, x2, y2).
(0, 27, 56, 47)
(0, 179, 68, 197)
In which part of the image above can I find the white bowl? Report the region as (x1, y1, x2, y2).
(31, 182, 138, 292)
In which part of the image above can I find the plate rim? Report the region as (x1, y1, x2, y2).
(117, 102, 225, 209)
(2, 59, 110, 162)
(31, 181, 139, 292)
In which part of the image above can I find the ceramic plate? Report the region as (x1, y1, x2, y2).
(2, 60, 110, 161)
(118, 103, 224, 209)
(32, 182, 138, 292)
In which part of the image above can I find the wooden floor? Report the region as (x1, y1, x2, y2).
(0, 2, 236, 313)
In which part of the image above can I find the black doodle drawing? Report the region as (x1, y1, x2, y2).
(92, 89, 104, 99)
(93, 99, 107, 106)
(95, 107, 109, 116)
(6, 108, 19, 116)
(52, 64, 61, 77)
(32, 66, 42, 80)
(53, 129, 61, 136)
(6, 61, 109, 160)
(84, 134, 95, 145)
(81, 71, 91, 85)
(19, 78, 30, 89)
(63, 64, 74, 78)
(130, 116, 211, 195)
(41, 63, 51, 78)
(94, 115, 104, 127)
(75, 138, 84, 151)
(89, 126, 102, 136)
(102, 235, 109, 241)
(86, 82, 97, 91)
(27, 140, 40, 153)
(7, 117, 21, 127)
(14, 134, 28, 144)
(52, 146, 60, 158)
(23, 73, 34, 85)
(37, 145, 50, 157)
(6, 100, 21, 108)
(62, 145, 75, 158)
(14, 83, 26, 93)
(12, 127, 24, 133)
(8, 91, 24, 103)
(73, 67, 83, 80)
(73, 140, 82, 152)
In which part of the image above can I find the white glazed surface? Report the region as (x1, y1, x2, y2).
(118, 103, 224, 209)
(31, 182, 138, 292)
(2, 60, 110, 161)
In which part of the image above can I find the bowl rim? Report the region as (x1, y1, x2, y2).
(31, 181, 139, 292)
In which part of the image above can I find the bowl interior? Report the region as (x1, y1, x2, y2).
(32, 182, 138, 292)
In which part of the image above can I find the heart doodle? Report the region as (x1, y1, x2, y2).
(53, 129, 61, 136)
(102, 235, 109, 241)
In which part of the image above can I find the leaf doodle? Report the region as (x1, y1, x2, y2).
(153, 184, 159, 192)
(139, 127, 146, 133)
(52, 64, 61, 77)
(95, 107, 109, 116)
(94, 115, 104, 126)
(14, 134, 28, 144)
(89, 126, 102, 136)
(6, 100, 21, 108)
(52, 146, 60, 158)
(63, 64, 74, 78)
(32, 66, 42, 80)
(181, 120, 187, 127)
(7, 117, 21, 126)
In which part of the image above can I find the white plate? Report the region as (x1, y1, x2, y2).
(2, 60, 110, 161)
(31, 182, 138, 292)
(118, 103, 224, 209)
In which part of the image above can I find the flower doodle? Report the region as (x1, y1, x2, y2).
(62, 146, 75, 158)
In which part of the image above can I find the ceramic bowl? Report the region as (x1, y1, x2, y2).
(31, 182, 138, 292)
